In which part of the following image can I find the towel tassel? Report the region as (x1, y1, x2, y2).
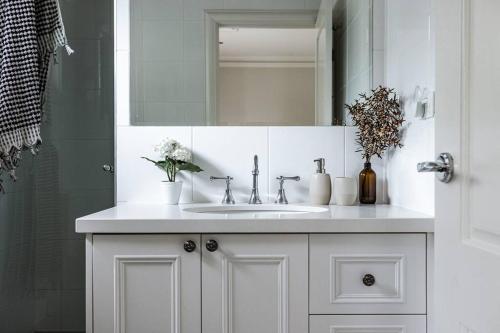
(65, 44, 74, 55)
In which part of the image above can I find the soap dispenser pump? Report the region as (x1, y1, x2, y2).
(309, 158, 332, 205)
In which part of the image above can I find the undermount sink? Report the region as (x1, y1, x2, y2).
(183, 204, 329, 216)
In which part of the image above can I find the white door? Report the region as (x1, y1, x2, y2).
(435, 0, 500, 332)
(201, 234, 308, 333)
(92, 235, 201, 333)
(315, 0, 333, 126)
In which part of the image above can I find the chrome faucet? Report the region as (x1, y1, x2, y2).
(210, 176, 235, 204)
(248, 155, 262, 204)
(275, 176, 301, 204)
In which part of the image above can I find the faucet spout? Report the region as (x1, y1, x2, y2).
(249, 155, 262, 204)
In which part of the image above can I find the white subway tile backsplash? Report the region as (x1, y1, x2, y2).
(116, 51, 130, 126)
(386, 119, 435, 214)
(268, 127, 345, 204)
(117, 126, 388, 204)
(384, 0, 435, 215)
(117, 126, 193, 203)
(192, 127, 269, 203)
(372, 50, 385, 87)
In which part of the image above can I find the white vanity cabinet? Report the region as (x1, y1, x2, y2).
(89, 234, 309, 333)
(87, 233, 430, 333)
(78, 204, 434, 333)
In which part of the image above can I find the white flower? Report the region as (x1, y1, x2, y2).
(154, 138, 193, 162)
(171, 147, 192, 162)
(154, 138, 179, 159)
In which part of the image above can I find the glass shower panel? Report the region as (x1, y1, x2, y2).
(0, 0, 114, 331)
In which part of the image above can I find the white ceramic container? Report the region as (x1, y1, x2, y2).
(310, 173, 332, 205)
(163, 181, 183, 205)
(333, 177, 357, 206)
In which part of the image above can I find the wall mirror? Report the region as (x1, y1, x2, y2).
(116, 0, 375, 126)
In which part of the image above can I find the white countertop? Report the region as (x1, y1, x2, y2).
(76, 204, 434, 234)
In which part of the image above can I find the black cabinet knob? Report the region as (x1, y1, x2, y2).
(206, 239, 218, 252)
(362, 273, 376, 286)
(184, 240, 196, 253)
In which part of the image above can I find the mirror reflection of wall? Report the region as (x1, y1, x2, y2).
(129, 0, 208, 126)
(126, 0, 380, 127)
(217, 28, 316, 126)
(333, 0, 375, 125)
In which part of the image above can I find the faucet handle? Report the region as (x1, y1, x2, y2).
(210, 176, 236, 204)
(275, 176, 300, 204)
(210, 176, 233, 182)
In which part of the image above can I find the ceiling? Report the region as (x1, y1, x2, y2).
(219, 27, 317, 65)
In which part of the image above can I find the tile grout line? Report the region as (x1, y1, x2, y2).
(344, 126, 348, 177)
(267, 127, 270, 203)
(191, 127, 194, 202)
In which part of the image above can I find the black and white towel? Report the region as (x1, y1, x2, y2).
(0, 0, 72, 192)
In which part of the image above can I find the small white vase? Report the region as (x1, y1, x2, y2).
(163, 181, 183, 205)
(333, 177, 357, 206)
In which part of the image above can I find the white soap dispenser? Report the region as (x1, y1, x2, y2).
(309, 158, 332, 205)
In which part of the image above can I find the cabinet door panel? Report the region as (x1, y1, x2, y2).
(202, 234, 308, 333)
(93, 235, 201, 333)
(310, 315, 426, 333)
(310, 234, 426, 314)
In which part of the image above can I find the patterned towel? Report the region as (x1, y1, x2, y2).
(0, 0, 72, 192)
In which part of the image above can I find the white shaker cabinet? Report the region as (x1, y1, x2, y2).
(92, 235, 202, 333)
(201, 234, 309, 333)
(90, 234, 309, 333)
(88, 233, 428, 333)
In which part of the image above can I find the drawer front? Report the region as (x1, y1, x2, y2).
(310, 234, 426, 314)
(310, 315, 426, 333)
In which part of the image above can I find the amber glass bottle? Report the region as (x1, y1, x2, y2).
(359, 162, 376, 204)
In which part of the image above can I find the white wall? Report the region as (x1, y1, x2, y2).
(218, 67, 315, 125)
(385, 0, 435, 215)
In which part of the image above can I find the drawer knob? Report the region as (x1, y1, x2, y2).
(362, 274, 376, 286)
(184, 240, 197, 253)
(206, 239, 219, 252)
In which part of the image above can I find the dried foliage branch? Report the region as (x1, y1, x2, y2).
(346, 86, 404, 162)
